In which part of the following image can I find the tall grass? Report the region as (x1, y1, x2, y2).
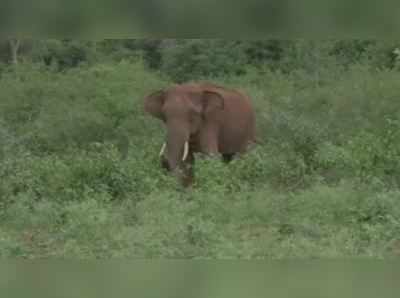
(1, 59, 400, 258)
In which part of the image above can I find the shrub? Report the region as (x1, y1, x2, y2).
(1, 49, 400, 258)
(0, 60, 168, 154)
(161, 40, 247, 82)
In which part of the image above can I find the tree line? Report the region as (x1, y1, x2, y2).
(1, 39, 400, 81)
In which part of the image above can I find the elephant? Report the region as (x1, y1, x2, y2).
(144, 82, 256, 186)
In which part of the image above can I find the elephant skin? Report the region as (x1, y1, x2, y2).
(144, 82, 256, 186)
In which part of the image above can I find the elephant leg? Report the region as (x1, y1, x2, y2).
(182, 168, 194, 187)
(199, 127, 219, 155)
(222, 153, 235, 163)
(160, 155, 169, 171)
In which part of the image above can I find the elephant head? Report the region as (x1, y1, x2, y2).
(144, 85, 224, 173)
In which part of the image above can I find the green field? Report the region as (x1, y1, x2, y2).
(1, 40, 400, 258)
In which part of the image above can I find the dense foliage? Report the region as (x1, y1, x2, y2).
(1, 39, 400, 258)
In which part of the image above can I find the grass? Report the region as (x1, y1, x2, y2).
(0, 60, 400, 258)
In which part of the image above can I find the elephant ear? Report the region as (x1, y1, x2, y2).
(189, 90, 225, 116)
(144, 89, 166, 120)
(202, 90, 225, 113)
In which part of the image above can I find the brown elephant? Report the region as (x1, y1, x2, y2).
(144, 82, 256, 186)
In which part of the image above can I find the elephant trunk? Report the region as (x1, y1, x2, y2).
(161, 120, 190, 171)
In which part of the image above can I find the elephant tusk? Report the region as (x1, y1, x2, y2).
(159, 143, 166, 157)
(182, 141, 189, 161)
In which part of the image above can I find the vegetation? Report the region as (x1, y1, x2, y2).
(1, 39, 400, 258)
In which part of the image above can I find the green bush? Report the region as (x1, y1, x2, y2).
(0, 60, 168, 154)
(1, 51, 400, 258)
(344, 119, 400, 185)
(0, 142, 175, 210)
(161, 40, 248, 82)
(30, 40, 99, 70)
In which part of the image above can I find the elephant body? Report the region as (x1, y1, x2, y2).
(144, 82, 256, 186)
